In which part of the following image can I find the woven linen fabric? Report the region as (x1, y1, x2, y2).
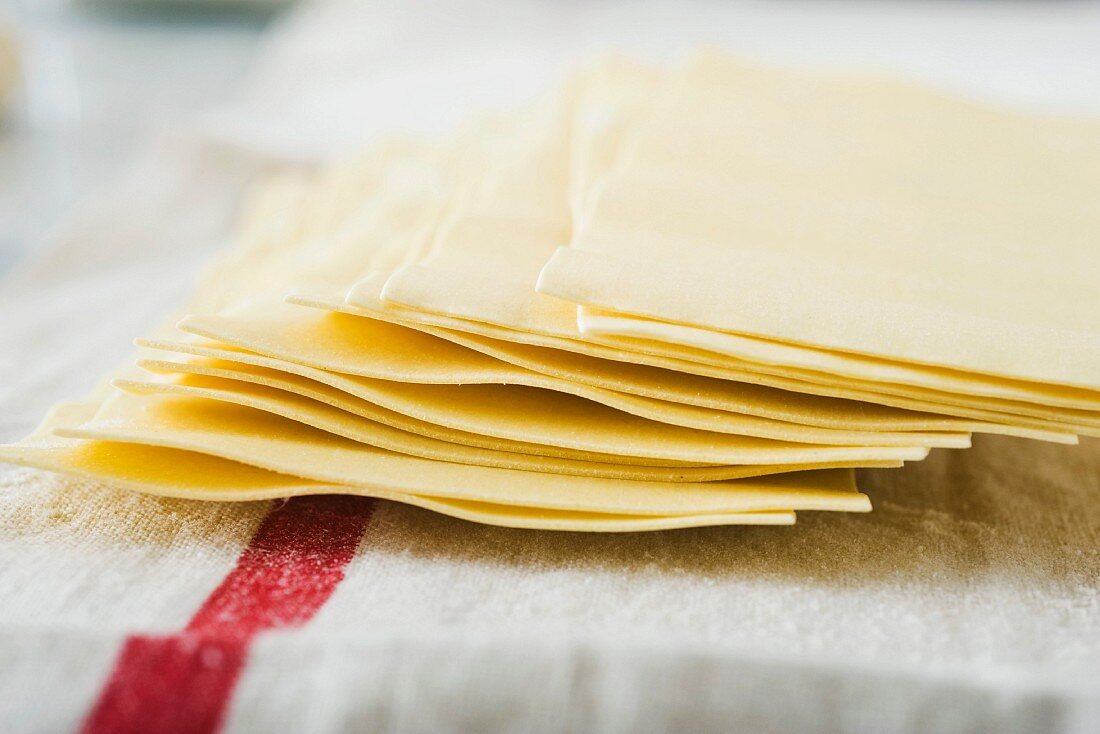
(2, 2, 1100, 732)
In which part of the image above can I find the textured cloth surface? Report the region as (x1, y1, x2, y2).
(2, 2, 1100, 732)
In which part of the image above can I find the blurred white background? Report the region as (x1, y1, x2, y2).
(0, 1, 281, 273)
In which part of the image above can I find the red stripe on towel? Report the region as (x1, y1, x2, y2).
(80, 496, 376, 734)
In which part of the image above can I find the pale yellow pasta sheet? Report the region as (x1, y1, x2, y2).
(536, 53, 1100, 393)
(51, 392, 871, 516)
(1, 404, 795, 531)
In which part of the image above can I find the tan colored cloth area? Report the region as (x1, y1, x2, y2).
(3, 52, 1098, 532)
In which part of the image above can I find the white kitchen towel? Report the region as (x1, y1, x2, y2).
(2, 2, 1099, 733)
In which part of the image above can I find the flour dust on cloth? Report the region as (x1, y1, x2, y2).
(4, 52, 1100, 533)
